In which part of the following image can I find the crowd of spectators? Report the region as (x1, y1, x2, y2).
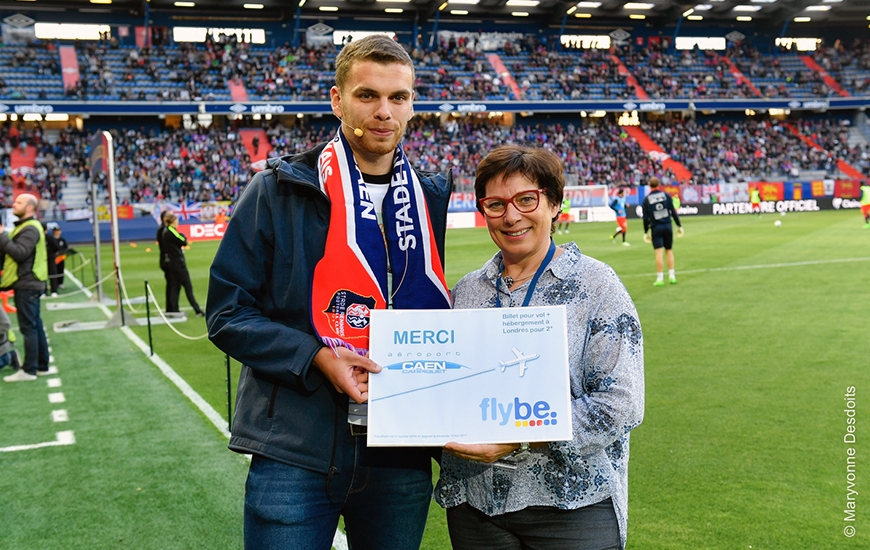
(4, 114, 866, 216)
(61, 34, 339, 102)
(806, 39, 870, 95)
(641, 118, 866, 185)
(8, 34, 870, 102)
(0, 124, 88, 217)
(112, 126, 252, 204)
(401, 117, 669, 187)
(411, 36, 509, 101)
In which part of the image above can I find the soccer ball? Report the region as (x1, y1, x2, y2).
(774, 220, 782, 227)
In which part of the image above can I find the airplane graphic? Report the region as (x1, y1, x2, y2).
(499, 348, 540, 377)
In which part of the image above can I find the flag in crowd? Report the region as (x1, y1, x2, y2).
(170, 201, 203, 221)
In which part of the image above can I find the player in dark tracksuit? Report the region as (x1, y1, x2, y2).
(641, 176, 683, 286)
(156, 210, 172, 314)
(161, 212, 204, 317)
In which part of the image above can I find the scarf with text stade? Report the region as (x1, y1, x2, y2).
(310, 131, 450, 355)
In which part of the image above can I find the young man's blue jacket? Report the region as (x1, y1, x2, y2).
(207, 143, 453, 474)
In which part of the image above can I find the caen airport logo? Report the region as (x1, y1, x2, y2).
(323, 290, 375, 334)
(384, 360, 468, 374)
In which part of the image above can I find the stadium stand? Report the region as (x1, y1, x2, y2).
(2, 30, 870, 215)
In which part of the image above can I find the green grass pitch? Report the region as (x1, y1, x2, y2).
(1, 208, 867, 548)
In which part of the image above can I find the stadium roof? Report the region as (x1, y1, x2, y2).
(1, 0, 868, 29)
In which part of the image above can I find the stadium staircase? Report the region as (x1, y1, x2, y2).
(716, 56, 762, 97)
(785, 123, 864, 180)
(228, 79, 249, 102)
(59, 45, 80, 91)
(609, 55, 648, 99)
(9, 144, 38, 196)
(62, 175, 91, 208)
(485, 54, 523, 99)
(800, 56, 850, 97)
(621, 126, 692, 182)
(239, 128, 271, 163)
(10, 144, 37, 173)
(853, 113, 870, 145)
(847, 126, 868, 150)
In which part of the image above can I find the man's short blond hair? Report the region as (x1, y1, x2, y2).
(648, 177, 661, 188)
(334, 35, 414, 91)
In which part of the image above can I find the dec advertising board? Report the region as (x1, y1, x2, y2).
(173, 222, 227, 242)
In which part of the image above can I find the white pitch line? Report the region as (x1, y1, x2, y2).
(52, 409, 69, 422)
(65, 272, 230, 439)
(620, 256, 870, 278)
(65, 273, 346, 546)
(48, 392, 66, 403)
(121, 326, 230, 439)
(47, 378, 62, 388)
(0, 430, 75, 452)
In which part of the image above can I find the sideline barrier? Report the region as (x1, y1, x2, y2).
(142, 282, 209, 343)
(140, 281, 234, 429)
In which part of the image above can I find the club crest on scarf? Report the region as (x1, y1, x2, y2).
(323, 290, 376, 335)
(310, 131, 450, 356)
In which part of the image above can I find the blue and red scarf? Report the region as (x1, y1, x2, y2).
(311, 131, 450, 355)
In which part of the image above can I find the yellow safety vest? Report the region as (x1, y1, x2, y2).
(1, 218, 48, 288)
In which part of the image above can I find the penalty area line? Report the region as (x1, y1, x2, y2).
(621, 256, 870, 278)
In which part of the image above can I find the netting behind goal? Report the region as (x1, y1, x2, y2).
(563, 185, 614, 223)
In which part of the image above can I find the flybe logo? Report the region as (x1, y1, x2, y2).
(384, 360, 466, 374)
(480, 397, 558, 427)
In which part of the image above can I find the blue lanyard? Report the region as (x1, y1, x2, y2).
(495, 240, 556, 308)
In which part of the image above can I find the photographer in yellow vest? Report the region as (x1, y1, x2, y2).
(1, 193, 50, 382)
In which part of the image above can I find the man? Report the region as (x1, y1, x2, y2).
(642, 177, 683, 287)
(207, 35, 452, 550)
(557, 194, 571, 234)
(161, 212, 204, 317)
(51, 224, 70, 290)
(156, 210, 172, 314)
(44, 222, 60, 297)
(860, 181, 870, 228)
(1, 193, 50, 382)
(609, 187, 630, 246)
(750, 186, 761, 217)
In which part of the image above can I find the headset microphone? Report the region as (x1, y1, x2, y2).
(339, 118, 364, 137)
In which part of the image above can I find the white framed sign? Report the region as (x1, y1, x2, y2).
(367, 306, 572, 447)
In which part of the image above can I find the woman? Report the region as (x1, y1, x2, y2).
(160, 212, 205, 317)
(435, 145, 644, 550)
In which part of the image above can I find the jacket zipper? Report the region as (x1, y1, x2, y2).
(326, 405, 341, 497)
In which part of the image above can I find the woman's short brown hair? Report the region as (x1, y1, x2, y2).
(474, 145, 565, 229)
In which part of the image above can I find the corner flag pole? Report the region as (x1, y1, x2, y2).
(101, 131, 138, 328)
(88, 132, 105, 304)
